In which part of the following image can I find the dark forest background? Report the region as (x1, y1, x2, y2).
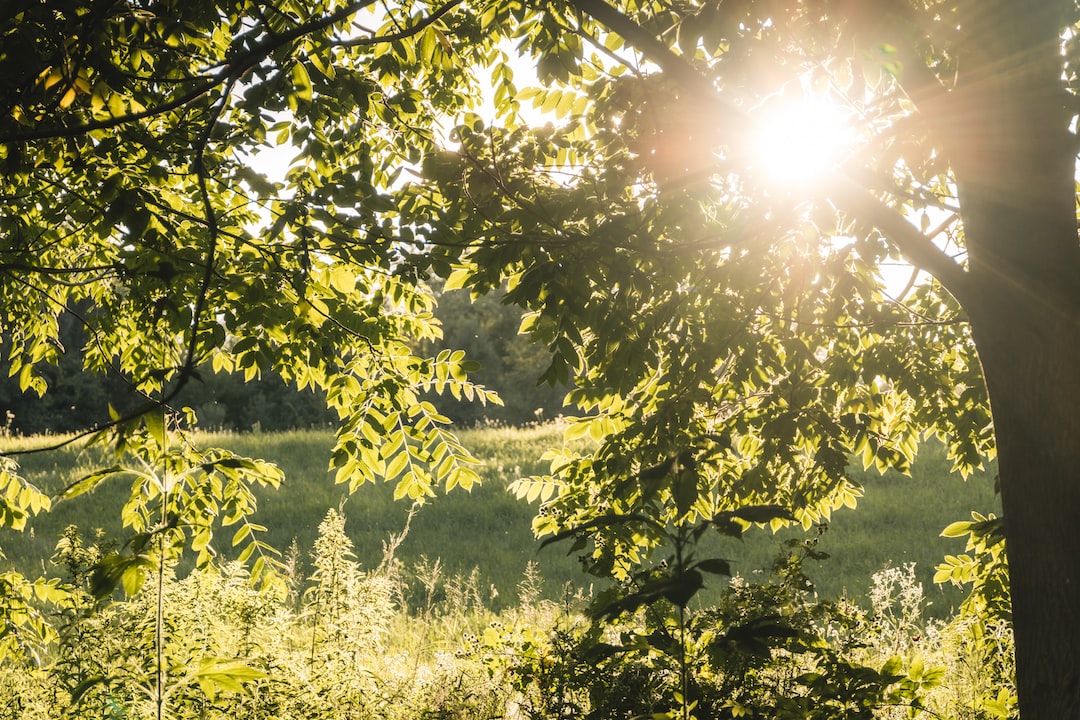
(1, 286, 565, 435)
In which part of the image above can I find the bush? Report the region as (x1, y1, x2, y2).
(0, 513, 1016, 719)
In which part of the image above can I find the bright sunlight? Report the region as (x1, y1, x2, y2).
(747, 91, 858, 188)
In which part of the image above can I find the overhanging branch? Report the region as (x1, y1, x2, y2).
(828, 174, 971, 306)
(567, 0, 705, 89)
(567, 0, 748, 135)
(0, 0, 383, 144)
(332, 0, 463, 46)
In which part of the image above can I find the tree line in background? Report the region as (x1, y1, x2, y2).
(1, 286, 564, 435)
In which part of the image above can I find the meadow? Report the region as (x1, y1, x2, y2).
(1, 423, 1000, 616)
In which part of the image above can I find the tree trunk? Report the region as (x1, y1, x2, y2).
(968, 290, 1080, 718)
(951, 4, 1080, 715)
(950, 4, 1080, 716)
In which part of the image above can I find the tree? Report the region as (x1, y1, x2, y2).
(425, 284, 567, 426)
(0, 309, 140, 435)
(0, 309, 336, 434)
(422, 4, 1079, 717)
(0, 0, 497, 500)
(0, 1, 1078, 717)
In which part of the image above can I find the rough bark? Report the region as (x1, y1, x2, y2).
(952, 3, 1080, 716)
(968, 289, 1080, 718)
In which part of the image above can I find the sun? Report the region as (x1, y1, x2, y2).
(747, 91, 858, 189)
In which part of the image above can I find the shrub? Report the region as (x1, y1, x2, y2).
(0, 511, 1017, 719)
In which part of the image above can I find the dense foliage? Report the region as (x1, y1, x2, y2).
(2, 0, 1079, 717)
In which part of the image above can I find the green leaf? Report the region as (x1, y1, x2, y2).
(232, 524, 251, 546)
(68, 675, 111, 708)
(880, 655, 904, 678)
(941, 520, 973, 538)
(291, 62, 313, 102)
(329, 266, 355, 294)
(443, 267, 473, 291)
(661, 569, 704, 608)
(144, 410, 165, 449)
(194, 658, 268, 700)
(61, 466, 126, 499)
(673, 467, 698, 518)
(385, 450, 409, 481)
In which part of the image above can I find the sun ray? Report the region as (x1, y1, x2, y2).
(747, 90, 858, 189)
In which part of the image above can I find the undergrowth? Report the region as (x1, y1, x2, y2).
(0, 510, 1014, 720)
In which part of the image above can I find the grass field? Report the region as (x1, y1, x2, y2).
(1, 424, 1000, 616)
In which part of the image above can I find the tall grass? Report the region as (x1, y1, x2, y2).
(0, 425, 999, 614)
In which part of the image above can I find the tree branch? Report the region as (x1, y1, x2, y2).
(331, 0, 463, 46)
(567, 0, 702, 89)
(567, 0, 748, 134)
(827, 174, 971, 307)
(0, 77, 220, 144)
(173, 74, 237, 399)
(0, 0, 383, 144)
(0, 77, 240, 460)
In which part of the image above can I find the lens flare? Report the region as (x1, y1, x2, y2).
(748, 94, 857, 188)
